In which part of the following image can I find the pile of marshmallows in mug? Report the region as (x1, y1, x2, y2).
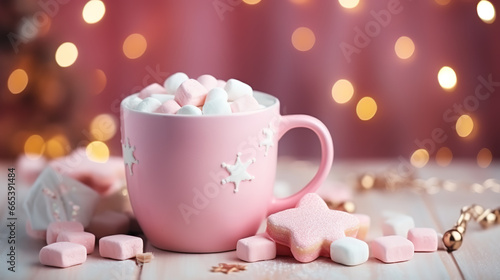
(126, 73, 263, 115)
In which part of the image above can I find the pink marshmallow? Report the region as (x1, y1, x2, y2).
(86, 211, 130, 239)
(197, 74, 217, 91)
(371, 236, 414, 263)
(26, 221, 46, 240)
(353, 214, 370, 241)
(39, 242, 87, 268)
(138, 83, 168, 99)
(216, 79, 226, 88)
(57, 231, 96, 254)
(155, 99, 181, 114)
(46, 221, 84, 244)
(236, 234, 277, 262)
(407, 228, 438, 252)
(174, 79, 208, 106)
(99, 234, 143, 260)
(230, 95, 260, 113)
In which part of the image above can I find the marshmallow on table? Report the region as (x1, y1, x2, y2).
(138, 83, 168, 99)
(197, 74, 218, 91)
(57, 231, 96, 254)
(26, 221, 46, 240)
(86, 211, 130, 239)
(236, 234, 277, 262)
(231, 95, 261, 113)
(407, 228, 438, 252)
(225, 79, 253, 101)
(330, 237, 369, 266)
(135, 97, 162, 113)
(382, 214, 415, 237)
(437, 232, 446, 250)
(177, 105, 202, 116)
(371, 235, 414, 263)
(99, 234, 143, 260)
(174, 79, 208, 106)
(155, 99, 181, 114)
(46, 221, 84, 244)
(164, 72, 189, 95)
(353, 214, 370, 241)
(202, 88, 232, 115)
(39, 242, 87, 268)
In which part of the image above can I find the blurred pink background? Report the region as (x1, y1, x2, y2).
(1, 0, 499, 167)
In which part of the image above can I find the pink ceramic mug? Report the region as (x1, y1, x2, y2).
(120, 91, 333, 253)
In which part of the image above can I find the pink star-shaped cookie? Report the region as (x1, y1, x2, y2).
(266, 193, 359, 263)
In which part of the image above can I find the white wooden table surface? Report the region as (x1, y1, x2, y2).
(1, 159, 499, 280)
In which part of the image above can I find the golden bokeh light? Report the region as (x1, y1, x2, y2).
(456, 114, 474, 138)
(24, 135, 46, 160)
(410, 149, 429, 168)
(93, 69, 107, 95)
(356, 97, 377, 121)
(339, 0, 360, 9)
(86, 141, 109, 163)
(436, 147, 453, 167)
(394, 36, 415, 60)
(243, 0, 261, 4)
(55, 42, 78, 67)
(46, 135, 69, 158)
(290, 0, 309, 4)
(123, 33, 147, 59)
(437, 66, 457, 91)
(291, 27, 316, 52)
(477, 148, 492, 168)
(82, 0, 106, 24)
(89, 114, 117, 141)
(477, 0, 496, 24)
(7, 69, 29, 94)
(435, 0, 451, 6)
(331, 79, 354, 104)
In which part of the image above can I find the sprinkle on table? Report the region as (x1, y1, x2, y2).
(210, 263, 247, 274)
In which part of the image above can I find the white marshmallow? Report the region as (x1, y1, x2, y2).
(203, 100, 232, 115)
(205, 88, 228, 102)
(224, 79, 253, 101)
(151, 93, 174, 103)
(164, 72, 189, 95)
(382, 214, 415, 237)
(127, 96, 143, 109)
(197, 74, 218, 91)
(177, 105, 202, 116)
(330, 237, 369, 266)
(136, 97, 162, 113)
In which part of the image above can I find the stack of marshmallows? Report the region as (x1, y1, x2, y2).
(126, 73, 263, 115)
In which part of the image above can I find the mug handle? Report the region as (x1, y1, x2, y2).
(267, 115, 334, 215)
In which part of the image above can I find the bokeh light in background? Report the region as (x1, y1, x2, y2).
(477, 0, 496, 24)
(356, 97, 377, 121)
(477, 148, 492, 168)
(331, 79, 354, 104)
(435, 0, 451, 6)
(86, 141, 110, 163)
(92, 69, 107, 95)
(394, 36, 415, 60)
(55, 42, 78, 67)
(456, 115, 474, 138)
(7, 69, 28, 94)
(24, 135, 45, 160)
(243, 0, 261, 5)
(437, 66, 457, 91)
(123, 33, 147, 59)
(291, 27, 316, 51)
(338, 0, 360, 9)
(411, 149, 430, 168)
(82, 0, 106, 24)
(436, 147, 453, 167)
(89, 114, 117, 141)
(46, 135, 70, 158)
